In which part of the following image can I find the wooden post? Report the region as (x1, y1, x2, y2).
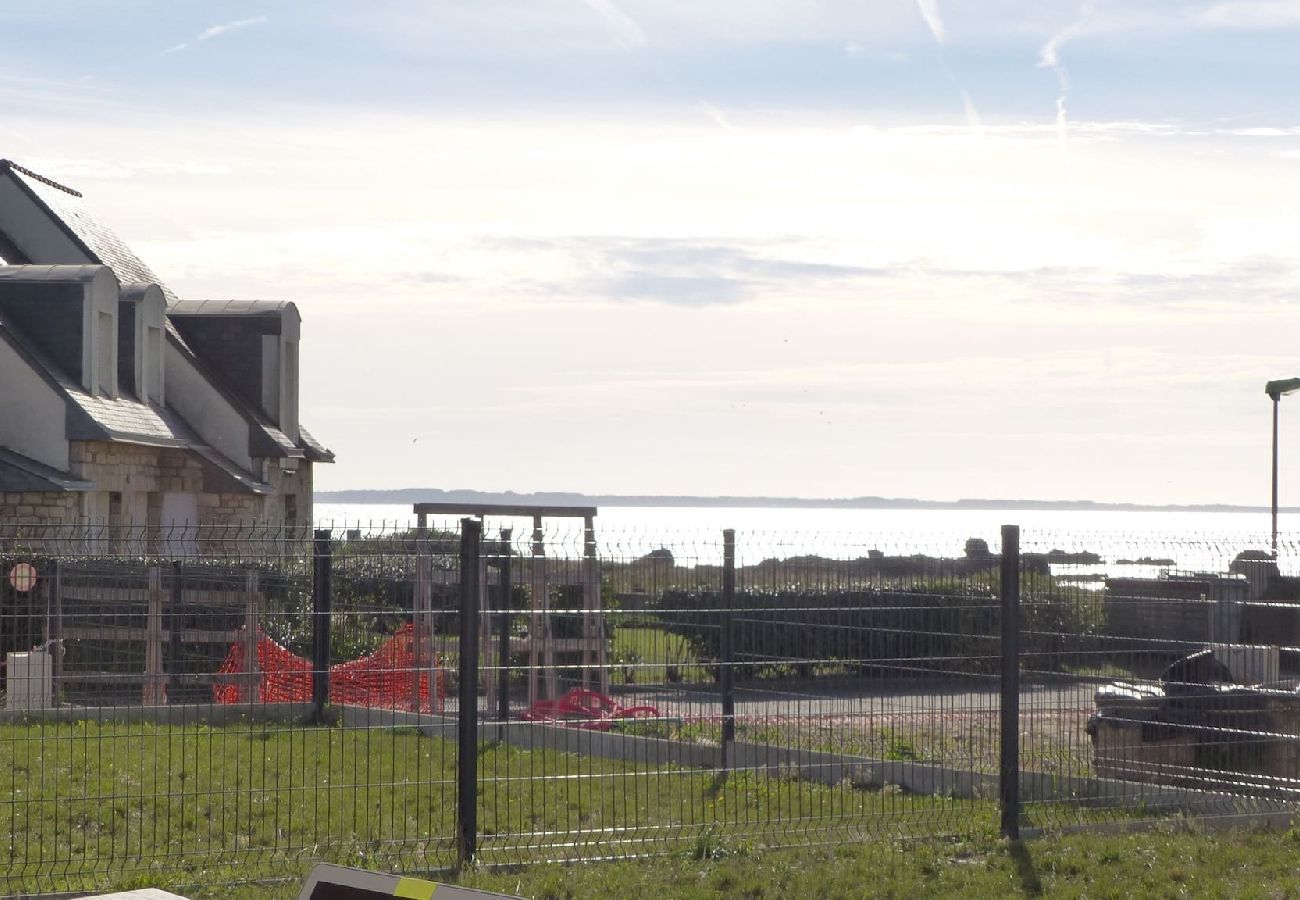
(583, 515, 608, 695)
(144, 566, 165, 705)
(528, 515, 546, 704)
(414, 551, 432, 713)
(244, 570, 261, 704)
(540, 561, 557, 702)
(720, 529, 736, 769)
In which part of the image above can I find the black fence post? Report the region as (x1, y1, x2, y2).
(498, 528, 512, 733)
(720, 529, 736, 770)
(999, 523, 1021, 840)
(48, 559, 62, 707)
(458, 517, 482, 867)
(168, 560, 183, 703)
(311, 528, 333, 721)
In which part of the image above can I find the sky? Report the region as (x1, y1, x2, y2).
(4, 1, 1300, 505)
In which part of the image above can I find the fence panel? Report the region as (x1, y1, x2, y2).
(457, 522, 1007, 864)
(5, 518, 1300, 895)
(1017, 529, 1299, 834)
(0, 522, 462, 897)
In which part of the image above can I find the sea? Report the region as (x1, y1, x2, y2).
(313, 503, 1298, 578)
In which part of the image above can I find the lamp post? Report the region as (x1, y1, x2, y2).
(1265, 378, 1300, 556)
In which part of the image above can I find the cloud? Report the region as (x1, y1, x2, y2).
(164, 15, 268, 54)
(844, 43, 910, 63)
(501, 237, 892, 307)
(1201, 1, 1300, 27)
(1224, 126, 1300, 136)
(603, 273, 747, 305)
(579, 0, 647, 48)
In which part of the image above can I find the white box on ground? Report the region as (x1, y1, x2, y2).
(1210, 643, 1280, 686)
(6, 649, 52, 710)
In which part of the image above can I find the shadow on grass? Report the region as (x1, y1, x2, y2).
(1009, 840, 1043, 897)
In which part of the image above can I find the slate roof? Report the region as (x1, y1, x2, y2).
(0, 447, 95, 493)
(0, 161, 180, 304)
(170, 299, 297, 316)
(0, 297, 183, 446)
(163, 329, 305, 460)
(299, 426, 335, 463)
(0, 160, 334, 476)
(0, 316, 274, 492)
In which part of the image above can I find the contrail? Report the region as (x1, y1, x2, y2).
(1039, 4, 1095, 143)
(915, 0, 946, 44)
(912, 0, 982, 134)
(578, 0, 743, 134)
(579, 0, 647, 49)
(164, 15, 268, 54)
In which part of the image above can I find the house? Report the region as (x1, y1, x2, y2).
(0, 159, 332, 539)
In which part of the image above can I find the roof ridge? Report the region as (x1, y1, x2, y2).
(0, 159, 83, 198)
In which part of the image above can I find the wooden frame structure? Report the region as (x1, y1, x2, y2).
(413, 503, 608, 705)
(30, 564, 263, 707)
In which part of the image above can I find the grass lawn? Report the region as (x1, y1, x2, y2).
(3, 719, 1279, 898)
(187, 823, 1300, 899)
(458, 825, 1300, 900)
(0, 719, 989, 897)
(613, 625, 711, 683)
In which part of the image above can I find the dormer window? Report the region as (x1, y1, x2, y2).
(118, 283, 165, 404)
(281, 339, 299, 443)
(96, 309, 115, 397)
(168, 299, 301, 441)
(144, 324, 163, 403)
(260, 334, 280, 420)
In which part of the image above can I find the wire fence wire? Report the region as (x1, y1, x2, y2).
(0, 520, 1298, 894)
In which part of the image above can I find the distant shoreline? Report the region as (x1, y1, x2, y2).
(315, 489, 1291, 515)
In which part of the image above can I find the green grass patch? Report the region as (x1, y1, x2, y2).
(613, 626, 711, 684)
(184, 821, 1300, 899)
(0, 719, 991, 896)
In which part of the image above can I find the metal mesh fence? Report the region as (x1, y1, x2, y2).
(1017, 530, 1300, 833)
(0, 518, 1297, 894)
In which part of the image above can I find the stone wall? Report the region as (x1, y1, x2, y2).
(272, 462, 313, 529)
(0, 491, 78, 525)
(198, 491, 270, 527)
(69, 441, 204, 496)
(0, 442, 319, 532)
(195, 462, 315, 529)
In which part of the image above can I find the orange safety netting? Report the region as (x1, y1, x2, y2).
(214, 622, 443, 712)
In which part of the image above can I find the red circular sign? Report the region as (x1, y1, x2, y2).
(9, 563, 37, 593)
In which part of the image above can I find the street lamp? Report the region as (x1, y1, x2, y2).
(1265, 378, 1300, 556)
